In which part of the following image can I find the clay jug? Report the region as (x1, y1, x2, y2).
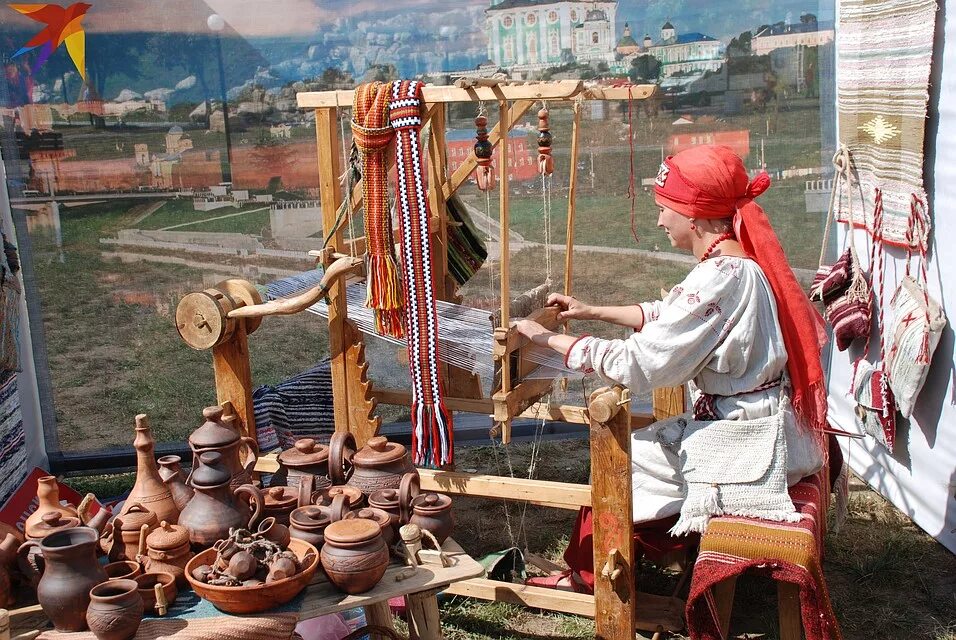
(77, 494, 112, 536)
(177, 452, 263, 548)
(346, 436, 414, 496)
(320, 518, 389, 594)
(157, 455, 194, 512)
(86, 579, 144, 640)
(121, 415, 180, 524)
(188, 406, 259, 490)
(23, 476, 78, 540)
(139, 521, 193, 587)
(17, 526, 108, 632)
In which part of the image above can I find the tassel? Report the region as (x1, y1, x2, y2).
(411, 401, 455, 468)
(704, 483, 724, 516)
(365, 254, 404, 338)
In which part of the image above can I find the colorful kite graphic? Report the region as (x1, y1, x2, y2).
(9, 3, 92, 80)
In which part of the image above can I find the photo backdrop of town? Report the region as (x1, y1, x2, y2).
(0, 0, 835, 453)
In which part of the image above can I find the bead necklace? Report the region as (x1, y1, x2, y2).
(699, 231, 735, 262)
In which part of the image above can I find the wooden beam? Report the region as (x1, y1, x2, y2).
(652, 386, 686, 421)
(417, 468, 590, 509)
(588, 386, 636, 640)
(211, 327, 255, 441)
(442, 579, 684, 632)
(298, 81, 584, 108)
(582, 84, 658, 100)
(564, 100, 582, 299)
(497, 95, 512, 444)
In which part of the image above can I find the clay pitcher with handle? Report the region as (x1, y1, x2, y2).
(121, 414, 180, 524)
(17, 526, 108, 632)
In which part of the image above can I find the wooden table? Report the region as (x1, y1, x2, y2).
(297, 537, 483, 639)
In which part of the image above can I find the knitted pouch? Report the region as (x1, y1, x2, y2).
(886, 276, 946, 418)
(851, 358, 896, 451)
(661, 392, 799, 536)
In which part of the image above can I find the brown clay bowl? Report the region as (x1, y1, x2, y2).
(135, 572, 178, 615)
(184, 538, 318, 614)
(105, 560, 142, 581)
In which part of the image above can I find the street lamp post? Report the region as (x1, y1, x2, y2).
(207, 14, 233, 184)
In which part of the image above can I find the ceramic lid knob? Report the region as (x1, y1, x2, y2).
(295, 439, 316, 453)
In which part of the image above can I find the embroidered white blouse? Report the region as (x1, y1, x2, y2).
(566, 256, 822, 484)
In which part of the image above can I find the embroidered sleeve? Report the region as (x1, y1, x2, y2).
(639, 301, 661, 325)
(573, 262, 742, 393)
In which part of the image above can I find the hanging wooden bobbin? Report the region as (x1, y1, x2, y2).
(474, 112, 496, 191)
(537, 105, 553, 176)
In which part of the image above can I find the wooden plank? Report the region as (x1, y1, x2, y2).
(444, 99, 535, 200)
(211, 327, 255, 441)
(493, 378, 554, 422)
(564, 100, 582, 298)
(417, 468, 591, 509)
(314, 107, 351, 432)
(497, 96, 512, 444)
(298, 81, 584, 108)
(713, 576, 737, 639)
(652, 386, 686, 421)
(442, 579, 684, 632)
(583, 84, 657, 100)
(778, 582, 803, 640)
(588, 386, 636, 640)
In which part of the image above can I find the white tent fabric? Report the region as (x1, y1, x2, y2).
(829, 6, 956, 554)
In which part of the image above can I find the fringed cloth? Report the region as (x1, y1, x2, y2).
(686, 469, 843, 640)
(352, 82, 404, 338)
(389, 79, 454, 467)
(38, 613, 300, 640)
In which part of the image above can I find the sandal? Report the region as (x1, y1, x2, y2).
(524, 569, 592, 594)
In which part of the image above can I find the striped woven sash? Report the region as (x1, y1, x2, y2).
(351, 82, 404, 337)
(389, 79, 454, 466)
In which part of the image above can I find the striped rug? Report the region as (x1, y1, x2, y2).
(0, 371, 27, 509)
(836, 0, 937, 250)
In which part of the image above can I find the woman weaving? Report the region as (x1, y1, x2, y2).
(514, 145, 827, 592)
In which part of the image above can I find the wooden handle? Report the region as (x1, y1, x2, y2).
(154, 583, 168, 616)
(137, 524, 149, 558)
(588, 386, 628, 424)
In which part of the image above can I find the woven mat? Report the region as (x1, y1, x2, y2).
(836, 0, 937, 249)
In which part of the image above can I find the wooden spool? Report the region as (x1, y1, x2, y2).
(176, 280, 262, 350)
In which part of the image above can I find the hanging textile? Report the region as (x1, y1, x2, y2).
(351, 82, 404, 338)
(445, 195, 487, 287)
(389, 79, 454, 467)
(836, 0, 937, 250)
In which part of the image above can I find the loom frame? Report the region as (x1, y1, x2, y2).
(177, 81, 689, 638)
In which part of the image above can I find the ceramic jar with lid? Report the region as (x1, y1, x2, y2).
(288, 506, 332, 549)
(139, 521, 193, 587)
(313, 485, 364, 511)
(26, 511, 82, 541)
(367, 488, 402, 540)
(277, 438, 330, 488)
(262, 487, 299, 526)
(188, 405, 259, 490)
(408, 493, 454, 545)
(105, 504, 158, 562)
(320, 518, 389, 594)
(344, 507, 395, 546)
(335, 434, 413, 496)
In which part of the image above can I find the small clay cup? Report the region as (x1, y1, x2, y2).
(86, 579, 144, 640)
(256, 517, 292, 549)
(135, 572, 178, 615)
(104, 560, 142, 582)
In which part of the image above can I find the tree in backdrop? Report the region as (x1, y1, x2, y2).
(629, 55, 661, 82)
(727, 31, 752, 58)
(251, 130, 295, 188)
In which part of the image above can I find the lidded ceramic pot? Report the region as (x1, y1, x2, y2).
(346, 436, 414, 496)
(106, 504, 158, 562)
(262, 487, 299, 526)
(344, 507, 395, 546)
(368, 488, 402, 538)
(277, 438, 330, 488)
(141, 521, 193, 587)
(26, 512, 82, 541)
(288, 506, 333, 549)
(188, 406, 258, 490)
(313, 485, 364, 511)
(408, 493, 454, 545)
(320, 518, 389, 594)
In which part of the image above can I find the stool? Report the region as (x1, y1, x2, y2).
(685, 470, 843, 640)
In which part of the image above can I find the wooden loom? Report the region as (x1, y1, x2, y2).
(176, 80, 689, 639)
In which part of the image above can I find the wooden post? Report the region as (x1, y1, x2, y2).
(405, 589, 444, 640)
(362, 601, 397, 640)
(652, 385, 686, 422)
(211, 328, 255, 440)
(497, 97, 512, 443)
(713, 576, 737, 639)
(778, 582, 803, 640)
(564, 100, 582, 298)
(588, 386, 636, 640)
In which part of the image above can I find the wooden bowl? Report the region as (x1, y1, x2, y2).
(184, 538, 318, 614)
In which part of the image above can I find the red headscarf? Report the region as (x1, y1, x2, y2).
(654, 145, 828, 436)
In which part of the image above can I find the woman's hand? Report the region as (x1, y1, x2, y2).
(547, 293, 591, 321)
(514, 319, 550, 343)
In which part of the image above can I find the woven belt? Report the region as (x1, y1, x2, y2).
(693, 377, 783, 421)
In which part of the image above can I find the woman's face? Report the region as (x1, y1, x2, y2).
(656, 201, 695, 249)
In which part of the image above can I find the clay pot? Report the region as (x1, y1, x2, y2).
(105, 504, 158, 562)
(346, 435, 414, 496)
(157, 456, 193, 512)
(313, 485, 365, 511)
(262, 486, 299, 526)
(121, 415, 180, 525)
(18, 526, 109, 632)
(344, 507, 395, 546)
(0, 533, 18, 607)
(188, 406, 259, 491)
(320, 518, 389, 594)
(23, 476, 78, 540)
(408, 493, 454, 545)
(288, 506, 333, 549)
(139, 521, 193, 587)
(86, 579, 144, 640)
(277, 438, 330, 489)
(25, 511, 82, 541)
(135, 572, 177, 615)
(177, 452, 263, 548)
(104, 560, 142, 582)
(256, 517, 291, 549)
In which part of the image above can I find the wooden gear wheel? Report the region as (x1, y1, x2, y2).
(176, 279, 263, 350)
